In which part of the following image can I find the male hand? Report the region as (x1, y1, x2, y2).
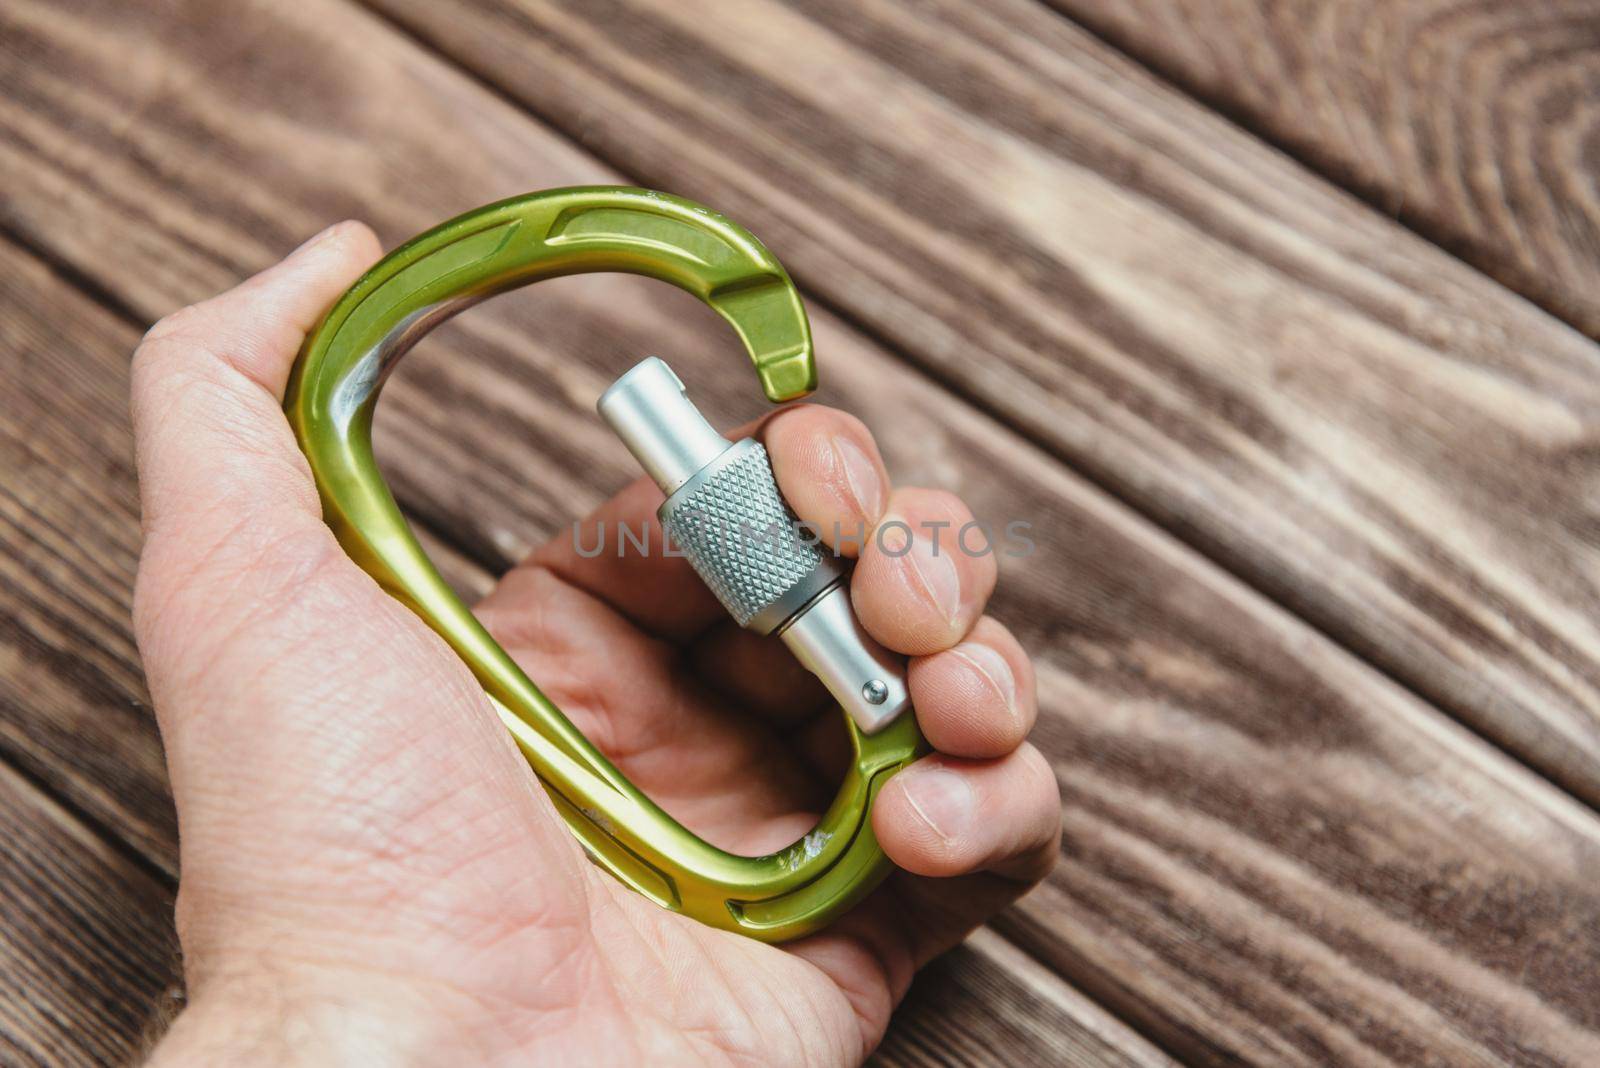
(134, 223, 1059, 1066)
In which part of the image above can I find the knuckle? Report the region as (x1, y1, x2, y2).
(973, 615, 1018, 650)
(1009, 745, 1063, 871)
(139, 303, 212, 354)
(765, 399, 818, 431)
(924, 486, 972, 520)
(132, 308, 220, 396)
(1015, 743, 1060, 806)
(827, 407, 873, 444)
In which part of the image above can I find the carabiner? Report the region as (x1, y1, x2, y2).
(285, 187, 924, 942)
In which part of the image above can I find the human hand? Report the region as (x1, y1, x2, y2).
(133, 223, 1059, 1066)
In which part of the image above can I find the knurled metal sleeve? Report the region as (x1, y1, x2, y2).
(658, 439, 842, 633)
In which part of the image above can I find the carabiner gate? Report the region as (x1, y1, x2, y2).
(285, 187, 923, 942)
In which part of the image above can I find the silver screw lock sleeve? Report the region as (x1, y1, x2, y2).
(599, 357, 910, 733)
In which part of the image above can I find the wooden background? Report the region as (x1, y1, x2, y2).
(4, 0, 1600, 1063)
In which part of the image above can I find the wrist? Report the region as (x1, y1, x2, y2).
(146, 960, 487, 1067)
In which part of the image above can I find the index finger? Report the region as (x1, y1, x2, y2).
(764, 404, 890, 558)
(526, 402, 890, 641)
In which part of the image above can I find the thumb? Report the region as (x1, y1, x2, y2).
(131, 221, 383, 538)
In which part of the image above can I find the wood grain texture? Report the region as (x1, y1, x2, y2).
(4, 0, 1600, 1063)
(2, 236, 174, 872)
(1046, 0, 1600, 340)
(0, 762, 179, 1066)
(0, 232, 1117, 1068)
(362, 0, 1600, 811)
(874, 930, 1176, 1068)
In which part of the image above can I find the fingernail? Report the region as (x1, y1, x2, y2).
(953, 642, 1017, 720)
(901, 767, 974, 842)
(882, 516, 962, 625)
(290, 222, 343, 257)
(833, 435, 884, 520)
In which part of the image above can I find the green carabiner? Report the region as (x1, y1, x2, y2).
(285, 187, 924, 942)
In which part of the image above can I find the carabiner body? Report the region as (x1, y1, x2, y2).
(285, 187, 923, 941)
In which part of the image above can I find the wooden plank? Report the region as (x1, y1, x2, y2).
(0, 175, 1147, 1068)
(2, 238, 174, 871)
(875, 929, 1177, 1068)
(1043, 0, 1600, 340)
(0, 761, 178, 1066)
(360, 0, 1600, 809)
(4, 0, 1600, 1063)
